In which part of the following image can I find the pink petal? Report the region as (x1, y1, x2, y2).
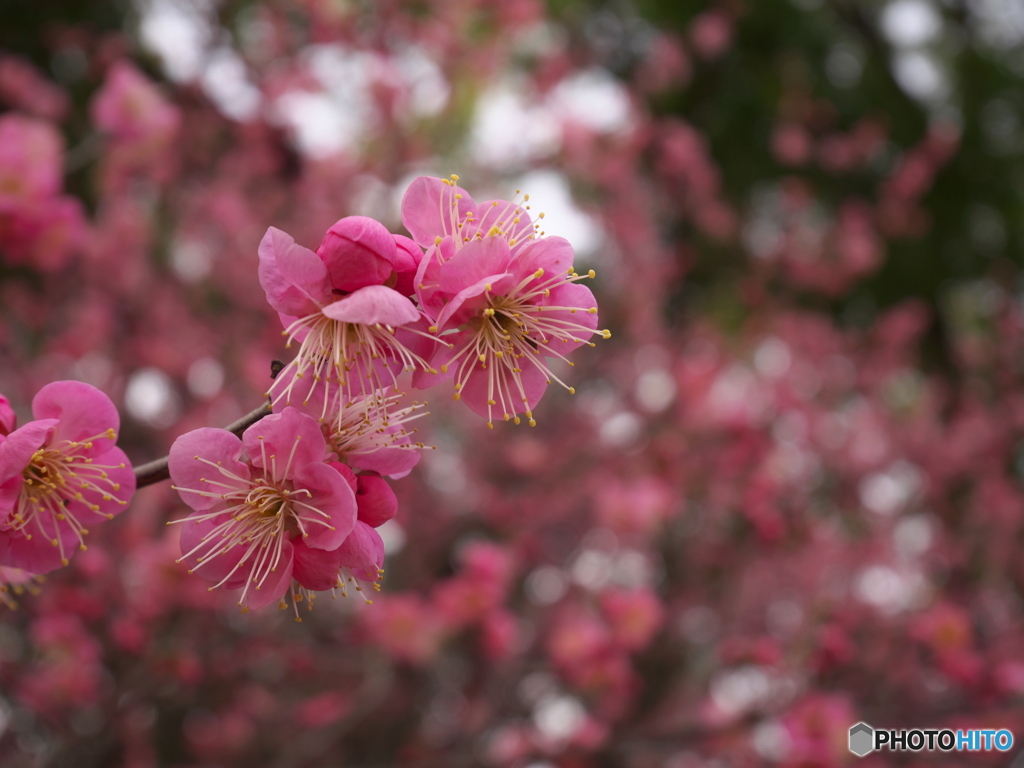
(392, 234, 423, 296)
(257, 226, 330, 316)
(459, 359, 549, 420)
(0, 394, 15, 435)
(292, 536, 343, 591)
(0, 418, 55, 486)
(472, 198, 534, 249)
(511, 236, 575, 284)
(317, 216, 397, 292)
(438, 236, 512, 295)
(355, 475, 397, 527)
(242, 408, 327, 479)
(401, 176, 475, 246)
(539, 282, 599, 353)
(168, 428, 249, 512)
(320, 284, 421, 327)
(413, 238, 455, 318)
(32, 381, 119, 457)
(0, 475, 19, 521)
(348, 446, 420, 479)
(241, 538, 294, 610)
(290, 460, 357, 551)
(329, 461, 358, 493)
(337, 521, 385, 581)
(435, 272, 515, 331)
(178, 513, 248, 589)
(0, 516, 79, 574)
(65, 446, 136, 525)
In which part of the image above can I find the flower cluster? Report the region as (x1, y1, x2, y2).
(0, 382, 135, 574)
(166, 176, 603, 612)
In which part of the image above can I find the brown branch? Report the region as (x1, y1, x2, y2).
(132, 401, 272, 489)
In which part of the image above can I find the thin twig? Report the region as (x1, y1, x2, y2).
(132, 401, 272, 489)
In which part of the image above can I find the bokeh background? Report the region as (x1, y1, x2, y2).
(2, 0, 1024, 765)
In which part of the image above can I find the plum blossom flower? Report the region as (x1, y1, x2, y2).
(288, 465, 397, 610)
(288, 382, 429, 479)
(90, 60, 180, 144)
(0, 381, 135, 574)
(403, 175, 608, 426)
(168, 407, 357, 611)
(0, 114, 84, 272)
(259, 216, 437, 422)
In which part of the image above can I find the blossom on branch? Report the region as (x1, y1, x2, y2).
(403, 175, 608, 426)
(168, 407, 358, 612)
(0, 381, 135, 573)
(258, 217, 438, 422)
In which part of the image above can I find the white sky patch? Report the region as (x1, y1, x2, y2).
(170, 238, 212, 282)
(859, 462, 921, 516)
(968, 0, 1024, 50)
(271, 44, 378, 158)
(854, 564, 927, 613)
(186, 357, 224, 399)
(526, 565, 568, 605)
(200, 46, 261, 121)
(377, 519, 406, 555)
(394, 47, 450, 119)
(470, 77, 560, 170)
(125, 367, 180, 428)
(274, 91, 352, 158)
(636, 367, 676, 412)
(548, 67, 632, 134)
(710, 666, 775, 718)
(513, 169, 603, 255)
(892, 50, 950, 104)
(137, 0, 214, 83)
(881, 0, 944, 48)
(532, 695, 586, 743)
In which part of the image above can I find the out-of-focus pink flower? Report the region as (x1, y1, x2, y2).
(402, 175, 606, 426)
(0, 114, 62, 208)
(0, 114, 85, 272)
(0, 381, 135, 574)
(90, 60, 180, 144)
(0, 54, 70, 120)
(169, 407, 357, 610)
(258, 222, 434, 415)
(689, 10, 733, 60)
(599, 587, 665, 651)
(360, 593, 446, 664)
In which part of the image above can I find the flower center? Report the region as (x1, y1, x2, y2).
(269, 312, 436, 424)
(13, 431, 126, 566)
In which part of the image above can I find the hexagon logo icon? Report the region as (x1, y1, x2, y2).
(849, 722, 874, 757)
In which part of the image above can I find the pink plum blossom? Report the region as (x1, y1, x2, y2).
(0, 114, 85, 272)
(290, 386, 428, 478)
(402, 175, 608, 426)
(169, 407, 357, 611)
(90, 60, 180, 144)
(258, 218, 436, 419)
(0, 381, 135, 573)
